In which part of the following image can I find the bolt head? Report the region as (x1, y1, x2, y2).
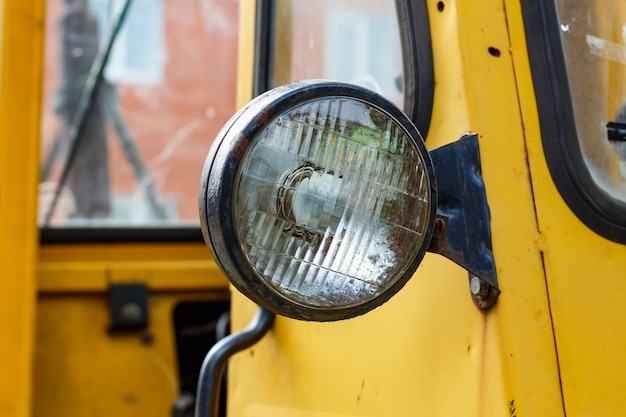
(470, 276, 487, 296)
(120, 302, 143, 325)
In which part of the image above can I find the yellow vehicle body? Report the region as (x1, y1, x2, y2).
(228, 1, 626, 417)
(0, 0, 625, 417)
(0, 2, 43, 416)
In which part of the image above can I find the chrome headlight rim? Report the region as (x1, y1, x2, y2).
(199, 80, 437, 321)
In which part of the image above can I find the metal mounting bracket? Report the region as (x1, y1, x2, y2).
(427, 133, 500, 310)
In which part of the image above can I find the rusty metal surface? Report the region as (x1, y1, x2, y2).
(427, 133, 499, 297)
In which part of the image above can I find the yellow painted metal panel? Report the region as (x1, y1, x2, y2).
(449, 1, 564, 413)
(226, 1, 565, 416)
(33, 292, 226, 417)
(0, 0, 44, 416)
(35, 243, 230, 415)
(38, 260, 226, 292)
(38, 243, 228, 292)
(40, 242, 214, 262)
(507, 0, 626, 414)
(236, 0, 256, 109)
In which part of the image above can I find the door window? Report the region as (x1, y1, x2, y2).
(39, 0, 239, 239)
(557, 1, 626, 202)
(522, 0, 626, 242)
(271, 0, 404, 108)
(259, 0, 435, 139)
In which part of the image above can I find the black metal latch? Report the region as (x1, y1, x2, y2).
(109, 283, 149, 332)
(607, 121, 626, 142)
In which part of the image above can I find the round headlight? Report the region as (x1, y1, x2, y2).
(199, 81, 436, 321)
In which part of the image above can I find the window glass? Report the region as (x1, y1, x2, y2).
(556, 0, 626, 202)
(273, 0, 403, 108)
(39, 0, 239, 228)
(90, 0, 165, 84)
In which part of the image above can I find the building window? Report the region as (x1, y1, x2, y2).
(89, 0, 165, 84)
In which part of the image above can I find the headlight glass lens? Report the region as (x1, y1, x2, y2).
(234, 96, 432, 309)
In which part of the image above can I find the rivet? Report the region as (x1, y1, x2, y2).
(120, 302, 143, 325)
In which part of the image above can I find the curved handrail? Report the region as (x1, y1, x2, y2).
(195, 308, 275, 417)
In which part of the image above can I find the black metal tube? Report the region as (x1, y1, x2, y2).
(195, 308, 275, 417)
(252, 0, 275, 96)
(43, 0, 133, 225)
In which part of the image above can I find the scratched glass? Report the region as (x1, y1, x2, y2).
(234, 97, 432, 309)
(556, 0, 626, 202)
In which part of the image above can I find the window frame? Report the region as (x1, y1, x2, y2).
(395, 0, 434, 137)
(522, 0, 626, 243)
(40, 226, 203, 244)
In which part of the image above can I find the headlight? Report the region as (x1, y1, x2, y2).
(199, 81, 436, 321)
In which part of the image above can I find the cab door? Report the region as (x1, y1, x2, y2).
(224, 1, 564, 416)
(520, 1, 626, 415)
(29, 0, 239, 415)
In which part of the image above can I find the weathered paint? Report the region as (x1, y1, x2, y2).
(507, 0, 626, 414)
(227, 0, 564, 416)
